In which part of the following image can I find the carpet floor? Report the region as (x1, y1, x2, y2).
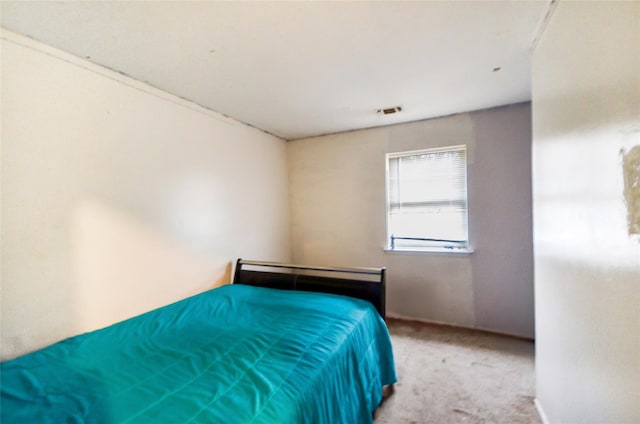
(374, 319, 540, 424)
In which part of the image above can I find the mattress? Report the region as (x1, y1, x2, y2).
(1, 284, 397, 423)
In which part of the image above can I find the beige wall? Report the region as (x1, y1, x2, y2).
(532, 2, 640, 423)
(288, 103, 534, 338)
(0, 30, 291, 360)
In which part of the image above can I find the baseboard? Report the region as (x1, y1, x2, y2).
(386, 312, 535, 342)
(534, 398, 550, 424)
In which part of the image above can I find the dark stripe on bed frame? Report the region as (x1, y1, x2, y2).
(233, 259, 386, 320)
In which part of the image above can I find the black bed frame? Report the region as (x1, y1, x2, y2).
(233, 259, 387, 319)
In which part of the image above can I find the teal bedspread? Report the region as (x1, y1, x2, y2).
(1, 284, 396, 423)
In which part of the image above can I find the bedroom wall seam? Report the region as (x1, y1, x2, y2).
(0, 28, 285, 142)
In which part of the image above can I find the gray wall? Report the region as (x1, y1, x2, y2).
(288, 103, 534, 338)
(532, 2, 640, 422)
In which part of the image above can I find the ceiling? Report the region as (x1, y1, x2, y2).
(1, 1, 551, 140)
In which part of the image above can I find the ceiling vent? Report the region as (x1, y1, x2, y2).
(377, 106, 402, 115)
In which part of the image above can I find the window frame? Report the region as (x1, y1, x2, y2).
(384, 145, 471, 253)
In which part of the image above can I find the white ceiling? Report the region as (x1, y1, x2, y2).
(1, 1, 551, 140)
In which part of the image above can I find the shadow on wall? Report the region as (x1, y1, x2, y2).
(72, 199, 230, 335)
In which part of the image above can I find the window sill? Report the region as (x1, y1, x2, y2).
(383, 247, 474, 255)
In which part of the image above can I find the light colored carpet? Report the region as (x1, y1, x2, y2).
(374, 319, 540, 424)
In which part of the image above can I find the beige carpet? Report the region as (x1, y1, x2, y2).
(374, 319, 540, 424)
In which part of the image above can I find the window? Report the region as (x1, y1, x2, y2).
(386, 145, 469, 251)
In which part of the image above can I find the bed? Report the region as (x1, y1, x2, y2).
(1, 259, 397, 423)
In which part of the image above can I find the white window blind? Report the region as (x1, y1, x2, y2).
(386, 145, 469, 250)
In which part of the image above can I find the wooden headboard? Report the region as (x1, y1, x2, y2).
(233, 259, 387, 319)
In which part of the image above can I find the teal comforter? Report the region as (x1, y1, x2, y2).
(1, 284, 396, 423)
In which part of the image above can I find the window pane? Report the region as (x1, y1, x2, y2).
(387, 146, 468, 249)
